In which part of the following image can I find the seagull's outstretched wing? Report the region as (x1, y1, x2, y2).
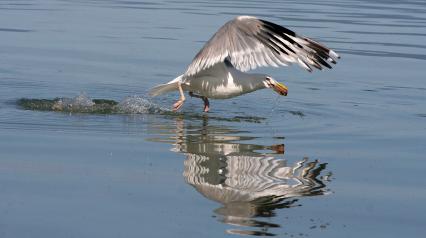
(184, 16, 340, 76)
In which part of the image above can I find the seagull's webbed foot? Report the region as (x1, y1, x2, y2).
(173, 82, 186, 112)
(189, 92, 210, 112)
(173, 99, 185, 111)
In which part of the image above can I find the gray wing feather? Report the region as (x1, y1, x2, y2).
(184, 16, 340, 76)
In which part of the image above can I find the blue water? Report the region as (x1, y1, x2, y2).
(1, 0, 426, 237)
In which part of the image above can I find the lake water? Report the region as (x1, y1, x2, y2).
(1, 0, 425, 237)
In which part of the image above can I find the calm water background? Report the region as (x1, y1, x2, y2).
(1, 0, 426, 237)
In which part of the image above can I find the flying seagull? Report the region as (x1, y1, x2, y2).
(149, 16, 339, 112)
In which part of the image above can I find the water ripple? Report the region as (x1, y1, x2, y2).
(0, 28, 34, 33)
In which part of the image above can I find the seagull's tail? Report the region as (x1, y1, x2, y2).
(149, 75, 183, 97)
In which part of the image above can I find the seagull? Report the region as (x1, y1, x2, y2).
(149, 16, 340, 112)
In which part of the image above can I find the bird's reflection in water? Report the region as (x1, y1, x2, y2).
(153, 117, 331, 236)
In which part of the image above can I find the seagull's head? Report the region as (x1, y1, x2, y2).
(264, 76, 288, 96)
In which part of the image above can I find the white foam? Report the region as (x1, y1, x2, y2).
(117, 96, 168, 114)
(73, 93, 95, 107)
(53, 93, 95, 111)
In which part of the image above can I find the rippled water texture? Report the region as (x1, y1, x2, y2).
(1, 0, 425, 237)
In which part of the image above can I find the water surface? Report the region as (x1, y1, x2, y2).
(1, 0, 425, 237)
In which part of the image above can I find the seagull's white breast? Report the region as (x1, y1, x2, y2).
(183, 62, 265, 99)
(190, 73, 243, 99)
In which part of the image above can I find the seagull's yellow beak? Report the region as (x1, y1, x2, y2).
(272, 82, 288, 96)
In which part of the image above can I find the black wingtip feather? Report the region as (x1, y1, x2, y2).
(259, 19, 296, 36)
(315, 56, 332, 69)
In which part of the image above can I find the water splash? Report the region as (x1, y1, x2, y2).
(16, 93, 266, 123)
(117, 96, 167, 114)
(52, 93, 95, 112)
(17, 93, 166, 114)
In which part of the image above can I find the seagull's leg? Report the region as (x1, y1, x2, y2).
(189, 92, 210, 112)
(202, 97, 209, 112)
(173, 82, 185, 111)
